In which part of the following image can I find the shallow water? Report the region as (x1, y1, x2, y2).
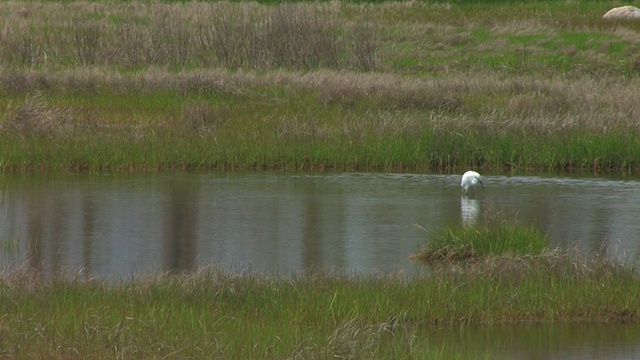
(1, 171, 640, 278)
(424, 323, 640, 360)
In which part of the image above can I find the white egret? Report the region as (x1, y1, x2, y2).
(460, 170, 485, 195)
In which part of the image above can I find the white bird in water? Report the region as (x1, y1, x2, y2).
(461, 170, 485, 195)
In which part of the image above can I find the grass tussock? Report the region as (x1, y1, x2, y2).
(1, 258, 639, 358)
(2, 91, 76, 138)
(412, 207, 550, 263)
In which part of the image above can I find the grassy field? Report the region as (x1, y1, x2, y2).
(2, 252, 639, 359)
(0, 0, 639, 173)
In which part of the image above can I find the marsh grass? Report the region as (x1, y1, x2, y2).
(414, 223, 549, 263)
(0, 2, 377, 71)
(2, 69, 639, 172)
(1, 91, 77, 138)
(412, 206, 549, 263)
(1, 256, 638, 358)
(1, 1, 640, 172)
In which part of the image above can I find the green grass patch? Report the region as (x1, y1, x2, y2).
(412, 203, 551, 264)
(413, 220, 549, 263)
(1, 257, 638, 358)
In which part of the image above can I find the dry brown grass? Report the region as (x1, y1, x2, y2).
(1, 67, 639, 138)
(0, 1, 378, 71)
(179, 100, 230, 136)
(1, 91, 75, 137)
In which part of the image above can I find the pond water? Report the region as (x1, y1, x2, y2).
(1, 171, 640, 279)
(425, 323, 640, 359)
(2, 171, 640, 359)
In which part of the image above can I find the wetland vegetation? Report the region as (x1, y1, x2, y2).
(2, 0, 640, 358)
(2, 249, 639, 358)
(412, 217, 549, 263)
(0, 0, 639, 172)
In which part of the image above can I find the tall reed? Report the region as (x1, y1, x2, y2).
(0, 2, 378, 71)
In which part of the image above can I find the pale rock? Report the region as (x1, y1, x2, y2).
(603, 6, 640, 19)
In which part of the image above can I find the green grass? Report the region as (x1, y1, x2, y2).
(3, 122, 635, 172)
(1, 72, 640, 173)
(413, 221, 549, 263)
(1, 256, 639, 358)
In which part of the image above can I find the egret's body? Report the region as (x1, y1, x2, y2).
(461, 170, 485, 195)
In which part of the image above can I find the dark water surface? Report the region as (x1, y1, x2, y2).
(1, 171, 640, 278)
(425, 323, 640, 359)
(2, 171, 640, 359)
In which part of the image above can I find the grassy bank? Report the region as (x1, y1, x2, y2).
(1, 1, 640, 173)
(1, 255, 639, 358)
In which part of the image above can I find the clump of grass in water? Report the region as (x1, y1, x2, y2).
(412, 210, 549, 263)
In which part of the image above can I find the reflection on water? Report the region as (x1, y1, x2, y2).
(424, 323, 640, 360)
(1, 172, 640, 278)
(460, 196, 481, 226)
(162, 181, 197, 273)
